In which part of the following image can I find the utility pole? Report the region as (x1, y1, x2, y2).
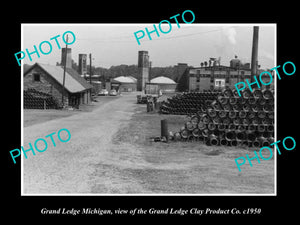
(62, 34, 68, 108)
(251, 26, 259, 83)
(89, 53, 92, 84)
(149, 61, 152, 81)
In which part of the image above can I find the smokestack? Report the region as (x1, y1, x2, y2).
(137, 50, 149, 92)
(251, 26, 259, 82)
(61, 48, 72, 69)
(78, 54, 87, 75)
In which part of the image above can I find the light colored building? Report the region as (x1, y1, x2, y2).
(109, 76, 137, 92)
(147, 76, 177, 94)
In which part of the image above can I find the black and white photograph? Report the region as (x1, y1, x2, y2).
(4, 4, 298, 220)
(20, 24, 276, 195)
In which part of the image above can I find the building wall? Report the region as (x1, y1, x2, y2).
(177, 65, 275, 92)
(91, 81, 102, 95)
(176, 69, 190, 92)
(119, 83, 136, 92)
(24, 66, 91, 107)
(189, 76, 211, 91)
(24, 66, 69, 106)
(109, 82, 136, 92)
(186, 67, 261, 91)
(175, 63, 189, 82)
(157, 83, 177, 93)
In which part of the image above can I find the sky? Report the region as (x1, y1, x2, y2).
(22, 24, 275, 70)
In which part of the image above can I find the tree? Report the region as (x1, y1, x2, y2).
(204, 61, 208, 67)
(200, 62, 204, 68)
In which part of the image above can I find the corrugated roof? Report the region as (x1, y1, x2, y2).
(150, 76, 176, 84)
(112, 76, 137, 83)
(25, 63, 92, 93)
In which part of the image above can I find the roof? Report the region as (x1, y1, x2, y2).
(112, 76, 137, 83)
(127, 76, 137, 82)
(24, 63, 93, 93)
(150, 76, 176, 84)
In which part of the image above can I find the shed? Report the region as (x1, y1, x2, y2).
(24, 63, 93, 108)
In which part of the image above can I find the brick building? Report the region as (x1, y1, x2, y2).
(24, 63, 93, 107)
(176, 57, 273, 92)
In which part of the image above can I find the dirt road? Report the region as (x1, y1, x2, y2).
(23, 93, 140, 194)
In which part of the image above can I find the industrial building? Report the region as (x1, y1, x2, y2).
(110, 76, 137, 92)
(176, 56, 273, 92)
(147, 76, 177, 94)
(24, 48, 93, 108)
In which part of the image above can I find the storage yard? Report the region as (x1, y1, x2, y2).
(23, 92, 274, 194)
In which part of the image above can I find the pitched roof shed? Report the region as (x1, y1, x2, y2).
(24, 63, 93, 93)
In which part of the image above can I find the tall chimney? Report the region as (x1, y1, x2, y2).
(251, 26, 259, 82)
(78, 54, 87, 75)
(61, 48, 72, 69)
(137, 51, 149, 92)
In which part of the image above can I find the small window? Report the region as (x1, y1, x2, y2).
(33, 74, 40, 82)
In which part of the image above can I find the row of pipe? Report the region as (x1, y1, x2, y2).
(172, 88, 274, 148)
(160, 91, 221, 115)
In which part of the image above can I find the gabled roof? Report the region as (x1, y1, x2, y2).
(65, 67, 93, 90)
(24, 63, 93, 93)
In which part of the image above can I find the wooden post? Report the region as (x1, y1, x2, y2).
(161, 119, 169, 142)
(89, 53, 92, 84)
(62, 35, 68, 108)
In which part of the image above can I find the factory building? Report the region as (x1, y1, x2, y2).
(176, 56, 272, 92)
(109, 76, 137, 92)
(146, 76, 177, 94)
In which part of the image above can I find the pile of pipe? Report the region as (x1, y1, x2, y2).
(172, 88, 274, 148)
(160, 90, 221, 115)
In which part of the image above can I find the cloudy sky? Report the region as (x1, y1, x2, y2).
(22, 24, 275, 69)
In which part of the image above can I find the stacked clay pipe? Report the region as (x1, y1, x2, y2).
(160, 90, 221, 115)
(172, 88, 274, 148)
(24, 89, 59, 109)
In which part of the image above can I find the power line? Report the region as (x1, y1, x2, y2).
(76, 28, 226, 43)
